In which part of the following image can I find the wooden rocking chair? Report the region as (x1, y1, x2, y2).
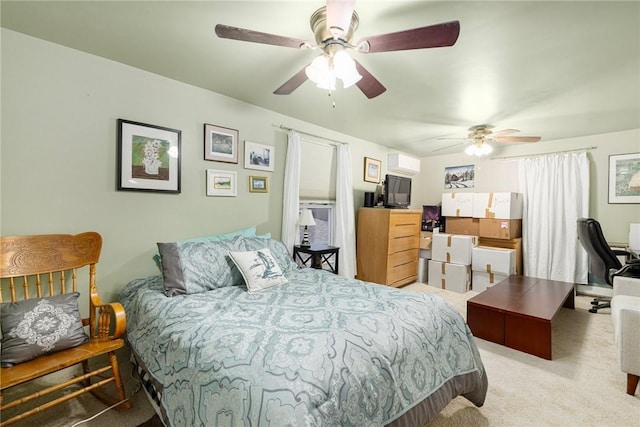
(0, 232, 131, 426)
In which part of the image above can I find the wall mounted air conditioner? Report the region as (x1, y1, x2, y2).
(388, 153, 420, 175)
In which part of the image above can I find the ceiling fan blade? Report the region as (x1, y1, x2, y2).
(354, 60, 386, 98)
(326, 0, 355, 38)
(494, 136, 541, 143)
(273, 67, 309, 95)
(358, 20, 460, 53)
(492, 128, 519, 136)
(215, 24, 309, 49)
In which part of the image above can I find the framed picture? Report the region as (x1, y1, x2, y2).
(608, 153, 640, 204)
(249, 176, 268, 193)
(206, 169, 237, 197)
(117, 119, 181, 193)
(445, 164, 475, 189)
(244, 141, 274, 172)
(204, 123, 238, 163)
(364, 157, 381, 183)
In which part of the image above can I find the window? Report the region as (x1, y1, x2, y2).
(299, 202, 335, 246)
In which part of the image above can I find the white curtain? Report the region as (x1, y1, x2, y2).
(517, 152, 590, 282)
(281, 130, 301, 253)
(334, 143, 357, 278)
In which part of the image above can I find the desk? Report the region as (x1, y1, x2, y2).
(293, 245, 339, 274)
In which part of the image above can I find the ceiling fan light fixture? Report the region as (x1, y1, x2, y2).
(305, 51, 360, 91)
(333, 50, 361, 88)
(465, 142, 493, 156)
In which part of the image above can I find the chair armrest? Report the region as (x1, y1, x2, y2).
(613, 276, 640, 298)
(611, 295, 640, 376)
(90, 293, 127, 340)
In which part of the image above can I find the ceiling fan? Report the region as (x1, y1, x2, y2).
(214, 0, 460, 99)
(435, 125, 541, 156)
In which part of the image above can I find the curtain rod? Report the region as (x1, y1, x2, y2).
(276, 124, 347, 146)
(491, 146, 597, 160)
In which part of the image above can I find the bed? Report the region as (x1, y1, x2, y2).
(119, 234, 487, 426)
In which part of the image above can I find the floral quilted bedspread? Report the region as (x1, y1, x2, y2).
(120, 268, 486, 426)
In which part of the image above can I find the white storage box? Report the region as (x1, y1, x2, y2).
(472, 246, 516, 276)
(432, 233, 478, 266)
(441, 192, 474, 217)
(428, 260, 471, 293)
(472, 271, 509, 293)
(473, 192, 523, 219)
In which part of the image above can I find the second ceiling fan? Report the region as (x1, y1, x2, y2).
(215, 0, 460, 98)
(436, 125, 542, 156)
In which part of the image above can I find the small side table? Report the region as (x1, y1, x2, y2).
(293, 245, 340, 274)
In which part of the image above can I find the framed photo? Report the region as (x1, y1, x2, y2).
(249, 176, 268, 193)
(364, 157, 381, 183)
(445, 164, 475, 189)
(204, 123, 238, 163)
(117, 119, 181, 193)
(608, 153, 640, 204)
(206, 169, 237, 197)
(244, 141, 274, 172)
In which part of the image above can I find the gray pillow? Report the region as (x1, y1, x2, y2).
(157, 234, 246, 296)
(1, 292, 89, 367)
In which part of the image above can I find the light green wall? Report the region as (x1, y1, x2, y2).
(3, 29, 639, 303)
(1, 29, 405, 301)
(415, 129, 640, 243)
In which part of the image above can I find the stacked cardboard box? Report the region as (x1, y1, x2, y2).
(471, 246, 516, 292)
(428, 233, 477, 293)
(441, 192, 523, 276)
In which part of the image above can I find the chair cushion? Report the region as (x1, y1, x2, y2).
(1, 292, 89, 367)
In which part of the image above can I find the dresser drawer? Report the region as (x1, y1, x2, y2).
(389, 235, 419, 253)
(388, 249, 418, 267)
(387, 259, 418, 287)
(389, 212, 421, 228)
(389, 223, 420, 239)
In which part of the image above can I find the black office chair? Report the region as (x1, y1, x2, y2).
(577, 218, 640, 313)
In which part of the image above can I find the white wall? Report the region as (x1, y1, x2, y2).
(415, 129, 640, 243)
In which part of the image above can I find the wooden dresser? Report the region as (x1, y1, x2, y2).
(356, 207, 422, 287)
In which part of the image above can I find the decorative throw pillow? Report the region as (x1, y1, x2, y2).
(158, 235, 246, 296)
(1, 292, 89, 367)
(229, 249, 289, 294)
(153, 225, 260, 268)
(242, 237, 296, 272)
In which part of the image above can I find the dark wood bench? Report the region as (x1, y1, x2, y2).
(467, 276, 575, 360)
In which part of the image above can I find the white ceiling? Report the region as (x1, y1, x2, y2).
(2, 1, 638, 157)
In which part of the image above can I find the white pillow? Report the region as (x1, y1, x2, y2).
(229, 248, 288, 293)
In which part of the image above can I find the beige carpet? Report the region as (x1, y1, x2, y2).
(3, 283, 639, 426)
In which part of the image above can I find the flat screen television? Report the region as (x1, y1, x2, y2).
(383, 174, 411, 208)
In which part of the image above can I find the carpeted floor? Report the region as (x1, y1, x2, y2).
(4, 283, 639, 426)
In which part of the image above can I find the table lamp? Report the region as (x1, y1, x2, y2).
(298, 209, 316, 247)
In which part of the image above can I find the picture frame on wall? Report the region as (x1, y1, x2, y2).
(244, 141, 274, 172)
(117, 119, 181, 193)
(249, 176, 268, 193)
(204, 123, 238, 163)
(206, 169, 237, 197)
(608, 152, 640, 204)
(364, 157, 381, 183)
(444, 164, 475, 189)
